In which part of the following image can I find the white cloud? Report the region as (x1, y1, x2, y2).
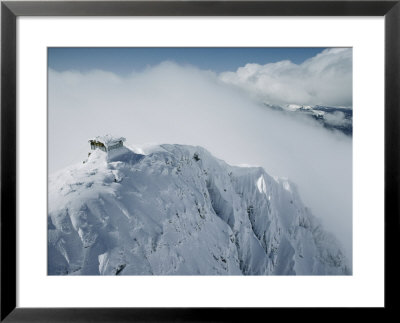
(323, 110, 351, 126)
(48, 61, 352, 261)
(219, 48, 352, 107)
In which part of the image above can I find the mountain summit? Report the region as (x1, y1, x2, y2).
(48, 143, 350, 275)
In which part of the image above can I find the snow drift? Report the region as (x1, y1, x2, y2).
(48, 144, 350, 275)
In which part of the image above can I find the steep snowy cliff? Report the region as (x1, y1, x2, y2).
(48, 144, 350, 275)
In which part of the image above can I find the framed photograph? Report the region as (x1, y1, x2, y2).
(1, 0, 399, 320)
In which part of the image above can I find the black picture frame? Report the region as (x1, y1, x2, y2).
(1, 0, 399, 321)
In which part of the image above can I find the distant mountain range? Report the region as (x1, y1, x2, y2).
(264, 103, 352, 136)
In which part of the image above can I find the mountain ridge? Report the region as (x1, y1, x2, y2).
(48, 144, 351, 275)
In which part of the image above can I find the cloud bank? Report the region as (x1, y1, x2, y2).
(219, 48, 352, 107)
(48, 60, 352, 262)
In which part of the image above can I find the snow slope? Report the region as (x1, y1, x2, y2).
(48, 144, 350, 275)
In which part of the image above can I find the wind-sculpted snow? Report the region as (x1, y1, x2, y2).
(48, 144, 351, 275)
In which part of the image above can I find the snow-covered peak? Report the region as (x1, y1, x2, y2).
(48, 144, 350, 275)
(284, 104, 313, 111)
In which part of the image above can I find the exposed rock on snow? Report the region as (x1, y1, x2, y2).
(48, 144, 350, 275)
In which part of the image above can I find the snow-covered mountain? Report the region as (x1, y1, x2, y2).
(48, 143, 350, 275)
(264, 103, 353, 136)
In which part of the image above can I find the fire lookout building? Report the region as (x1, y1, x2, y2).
(89, 136, 126, 152)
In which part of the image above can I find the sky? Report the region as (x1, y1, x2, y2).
(48, 47, 352, 262)
(48, 47, 329, 75)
